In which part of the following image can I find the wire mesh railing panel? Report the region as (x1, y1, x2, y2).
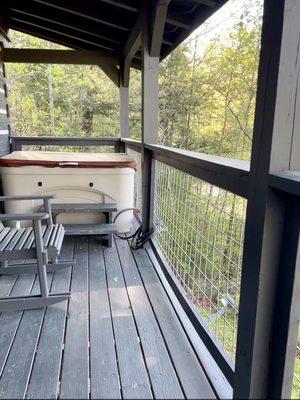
(153, 161, 247, 360)
(127, 148, 142, 216)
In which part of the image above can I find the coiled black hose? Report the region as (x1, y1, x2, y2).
(113, 208, 154, 250)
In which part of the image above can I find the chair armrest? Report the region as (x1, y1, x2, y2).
(0, 195, 56, 202)
(0, 213, 49, 221)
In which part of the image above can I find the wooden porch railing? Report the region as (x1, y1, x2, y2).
(11, 136, 124, 153)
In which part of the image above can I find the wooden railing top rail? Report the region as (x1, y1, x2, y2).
(11, 136, 120, 148)
(122, 138, 300, 201)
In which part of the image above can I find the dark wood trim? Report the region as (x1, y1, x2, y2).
(269, 172, 300, 197)
(1, 48, 119, 66)
(268, 193, 300, 398)
(146, 143, 250, 198)
(11, 136, 121, 150)
(122, 138, 142, 152)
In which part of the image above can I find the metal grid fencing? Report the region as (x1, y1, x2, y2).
(127, 148, 142, 216)
(153, 161, 247, 360)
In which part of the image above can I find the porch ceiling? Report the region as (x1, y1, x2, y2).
(2, 0, 228, 64)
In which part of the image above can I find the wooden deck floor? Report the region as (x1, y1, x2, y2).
(0, 235, 215, 399)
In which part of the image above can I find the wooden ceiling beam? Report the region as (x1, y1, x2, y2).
(32, 0, 134, 32)
(30, 0, 192, 32)
(99, 0, 139, 12)
(9, 5, 125, 45)
(0, 48, 120, 66)
(9, 16, 121, 53)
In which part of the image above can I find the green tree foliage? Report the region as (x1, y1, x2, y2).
(7, 33, 120, 138)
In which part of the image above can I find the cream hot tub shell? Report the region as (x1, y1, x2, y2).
(0, 151, 136, 233)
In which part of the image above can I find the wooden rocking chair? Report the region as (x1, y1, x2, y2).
(0, 194, 73, 311)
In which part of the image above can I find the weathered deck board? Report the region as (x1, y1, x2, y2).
(0, 235, 216, 399)
(0, 273, 36, 387)
(103, 243, 153, 399)
(115, 237, 184, 399)
(60, 236, 89, 399)
(26, 236, 74, 399)
(0, 274, 53, 399)
(132, 247, 216, 399)
(89, 236, 121, 399)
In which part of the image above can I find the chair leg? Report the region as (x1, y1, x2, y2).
(33, 219, 49, 300)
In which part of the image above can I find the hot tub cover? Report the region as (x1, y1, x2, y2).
(0, 151, 137, 170)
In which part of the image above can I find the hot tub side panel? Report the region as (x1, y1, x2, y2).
(0, 166, 135, 233)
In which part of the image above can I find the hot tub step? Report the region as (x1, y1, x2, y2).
(41, 202, 117, 213)
(64, 223, 117, 236)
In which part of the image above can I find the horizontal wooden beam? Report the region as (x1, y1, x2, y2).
(1, 48, 120, 65)
(146, 143, 250, 198)
(122, 138, 142, 152)
(11, 136, 121, 149)
(269, 171, 300, 197)
(122, 139, 250, 198)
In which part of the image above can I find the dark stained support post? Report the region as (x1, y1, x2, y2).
(119, 86, 129, 139)
(141, 7, 159, 234)
(140, 1, 170, 234)
(234, 0, 300, 398)
(119, 63, 130, 140)
(268, 193, 300, 398)
(267, 1, 300, 396)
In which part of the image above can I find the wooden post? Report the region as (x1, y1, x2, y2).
(119, 84, 130, 139)
(267, 1, 300, 397)
(141, 6, 159, 234)
(234, 0, 300, 398)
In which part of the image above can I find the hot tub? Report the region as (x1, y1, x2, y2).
(0, 151, 137, 233)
